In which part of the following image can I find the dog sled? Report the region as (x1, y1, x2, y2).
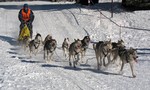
(18, 24, 31, 45)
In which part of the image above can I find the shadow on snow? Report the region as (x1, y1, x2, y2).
(137, 48, 150, 55)
(21, 59, 44, 64)
(41, 63, 122, 76)
(0, 35, 17, 46)
(0, 2, 125, 13)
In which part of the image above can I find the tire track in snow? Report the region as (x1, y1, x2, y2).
(65, 9, 90, 36)
(42, 10, 85, 41)
(57, 2, 90, 36)
(37, 11, 50, 36)
(40, 10, 75, 41)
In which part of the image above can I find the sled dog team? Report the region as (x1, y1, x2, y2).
(21, 33, 138, 78)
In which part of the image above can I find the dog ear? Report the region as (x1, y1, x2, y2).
(129, 47, 136, 53)
(121, 39, 123, 42)
(109, 39, 111, 43)
(67, 38, 69, 41)
(64, 38, 66, 41)
(130, 47, 134, 50)
(54, 39, 57, 45)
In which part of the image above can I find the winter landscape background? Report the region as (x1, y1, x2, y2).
(0, 0, 150, 90)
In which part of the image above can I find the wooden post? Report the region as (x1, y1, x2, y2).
(119, 25, 122, 40)
(99, 9, 101, 27)
(111, 0, 113, 18)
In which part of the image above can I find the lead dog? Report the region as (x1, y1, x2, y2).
(44, 39, 57, 62)
(93, 40, 112, 70)
(118, 47, 138, 78)
(108, 39, 126, 65)
(62, 38, 70, 58)
(69, 39, 82, 68)
(28, 33, 42, 56)
(112, 39, 125, 49)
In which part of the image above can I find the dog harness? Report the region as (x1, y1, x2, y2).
(119, 49, 129, 63)
(81, 39, 89, 50)
(34, 40, 40, 49)
(49, 40, 56, 53)
(74, 44, 81, 55)
(63, 43, 69, 50)
(101, 43, 110, 57)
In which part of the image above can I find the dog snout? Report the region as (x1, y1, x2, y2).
(109, 49, 112, 51)
(52, 43, 55, 46)
(77, 45, 81, 48)
(133, 56, 138, 60)
(76, 44, 81, 49)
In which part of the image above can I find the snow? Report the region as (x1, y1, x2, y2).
(0, 0, 150, 90)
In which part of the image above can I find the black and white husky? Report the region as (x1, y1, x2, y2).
(44, 39, 57, 62)
(28, 33, 43, 56)
(80, 36, 90, 62)
(118, 47, 138, 78)
(62, 38, 70, 58)
(69, 39, 82, 68)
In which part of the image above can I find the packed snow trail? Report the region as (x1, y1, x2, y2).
(0, 1, 150, 90)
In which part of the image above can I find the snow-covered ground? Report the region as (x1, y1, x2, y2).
(0, 1, 150, 90)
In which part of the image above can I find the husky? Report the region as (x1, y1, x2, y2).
(109, 45, 125, 65)
(80, 36, 90, 62)
(93, 40, 112, 70)
(68, 39, 82, 68)
(44, 39, 57, 62)
(108, 39, 126, 65)
(28, 33, 43, 56)
(43, 34, 52, 45)
(118, 47, 138, 78)
(62, 38, 70, 58)
(112, 39, 125, 49)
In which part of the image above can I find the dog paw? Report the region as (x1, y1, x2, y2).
(29, 56, 32, 59)
(81, 61, 84, 63)
(99, 66, 106, 71)
(74, 61, 77, 65)
(74, 65, 76, 68)
(46, 60, 49, 63)
(69, 62, 72, 66)
(104, 63, 110, 68)
(133, 75, 136, 78)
